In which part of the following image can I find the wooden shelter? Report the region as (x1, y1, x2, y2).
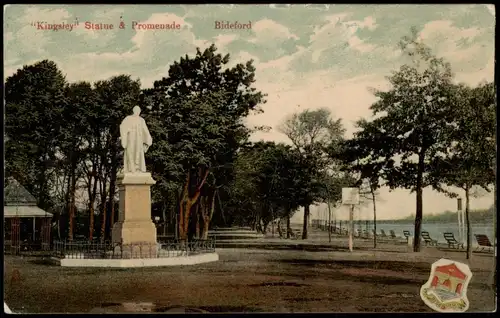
(4, 177, 52, 253)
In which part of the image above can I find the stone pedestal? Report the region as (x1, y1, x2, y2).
(111, 172, 157, 258)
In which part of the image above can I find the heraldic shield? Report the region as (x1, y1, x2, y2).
(420, 258, 473, 312)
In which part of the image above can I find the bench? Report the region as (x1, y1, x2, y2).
(474, 234, 494, 253)
(389, 230, 397, 239)
(362, 230, 369, 239)
(354, 228, 362, 238)
(421, 231, 437, 246)
(293, 230, 302, 240)
(402, 230, 412, 244)
(443, 232, 464, 249)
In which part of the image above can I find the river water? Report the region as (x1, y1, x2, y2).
(310, 220, 495, 246)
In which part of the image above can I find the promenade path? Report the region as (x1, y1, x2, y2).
(4, 226, 495, 313)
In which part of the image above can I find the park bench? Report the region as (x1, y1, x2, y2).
(403, 230, 411, 244)
(277, 226, 285, 239)
(286, 228, 298, 239)
(443, 232, 464, 249)
(389, 230, 397, 239)
(403, 230, 410, 238)
(421, 231, 438, 246)
(474, 234, 494, 253)
(293, 230, 302, 239)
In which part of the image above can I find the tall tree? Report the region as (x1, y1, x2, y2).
(278, 108, 345, 239)
(145, 44, 265, 241)
(431, 82, 496, 259)
(62, 82, 96, 240)
(350, 28, 456, 252)
(5, 60, 68, 212)
(225, 141, 308, 234)
(224, 145, 262, 229)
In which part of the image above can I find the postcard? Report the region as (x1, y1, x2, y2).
(3, 4, 495, 313)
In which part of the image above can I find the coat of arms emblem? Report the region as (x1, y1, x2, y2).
(420, 258, 472, 312)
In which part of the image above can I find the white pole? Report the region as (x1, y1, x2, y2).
(457, 198, 463, 244)
(349, 204, 354, 252)
(461, 209, 466, 246)
(457, 208, 462, 244)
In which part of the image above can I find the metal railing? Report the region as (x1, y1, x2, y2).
(52, 239, 216, 260)
(4, 240, 52, 256)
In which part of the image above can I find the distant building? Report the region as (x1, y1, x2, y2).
(4, 177, 52, 253)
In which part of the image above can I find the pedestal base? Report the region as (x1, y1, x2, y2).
(110, 241, 158, 259)
(112, 172, 157, 253)
(112, 221, 157, 246)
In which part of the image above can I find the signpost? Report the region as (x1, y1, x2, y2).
(342, 187, 360, 252)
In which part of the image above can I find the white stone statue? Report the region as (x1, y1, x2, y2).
(119, 106, 152, 173)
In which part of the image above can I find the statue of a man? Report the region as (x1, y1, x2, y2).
(119, 106, 152, 173)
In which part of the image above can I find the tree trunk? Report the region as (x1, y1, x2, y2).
(302, 205, 310, 240)
(327, 200, 332, 243)
(108, 146, 118, 230)
(261, 219, 268, 235)
(271, 207, 275, 237)
(37, 152, 49, 211)
(88, 165, 99, 241)
(64, 168, 72, 241)
(88, 199, 94, 241)
(178, 168, 210, 241)
(57, 216, 61, 240)
(465, 186, 472, 259)
(175, 205, 179, 240)
(99, 169, 108, 242)
(195, 201, 201, 239)
(178, 172, 190, 241)
(69, 163, 77, 241)
(254, 212, 260, 232)
(286, 214, 291, 239)
(100, 200, 107, 242)
(201, 189, 216, 240)
(413, 153, 425, 252)
(371, 187, 377, 249)
(100, 135, 112, 241)
(162, 203, 168, 236)
(201, 218, 210, 240)
(178, 200, 187, 241)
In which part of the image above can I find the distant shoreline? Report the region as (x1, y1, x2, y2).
(313, 220, 493, 224)
(309, 208, 494, 225)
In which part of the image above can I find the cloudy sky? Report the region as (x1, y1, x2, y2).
(4, 4, 495, 221)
